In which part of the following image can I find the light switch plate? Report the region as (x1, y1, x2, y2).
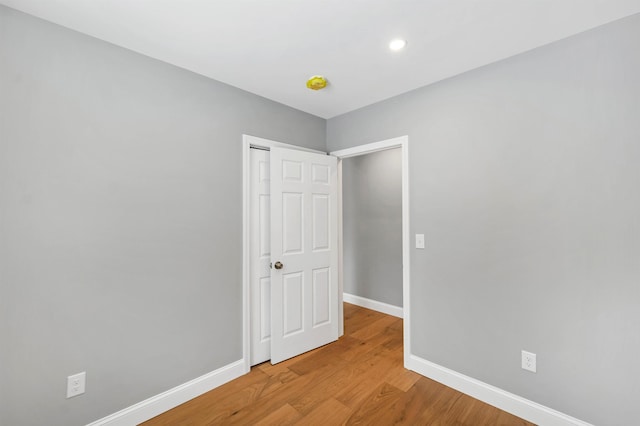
(415, 234, 425, 249)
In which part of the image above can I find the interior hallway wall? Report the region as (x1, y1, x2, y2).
(327, 13, 640, 426)
(0, 5, 325, 425)
(342, 148, 403, 307)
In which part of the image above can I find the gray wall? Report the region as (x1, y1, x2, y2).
(328, 13, 640, 426)
(0, 5, 325, 426)
(342, 148, 402, 307)
(3, 3, 640, 425)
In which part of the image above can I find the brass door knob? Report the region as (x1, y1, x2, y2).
(274, 261, 284, 270)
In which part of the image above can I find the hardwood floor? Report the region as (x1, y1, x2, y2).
(143, 303, 535, 425)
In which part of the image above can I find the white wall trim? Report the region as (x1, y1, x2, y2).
(406, 355, 593, 426)
(343, 293, 403, 318)
(87, 360, 246, 426)
(244, 134, 326, 154)
(337, 159, 345, 336)
(242, 138, 252, 373)
(330, 136, 408, 159)
(330, 135, 410, 366)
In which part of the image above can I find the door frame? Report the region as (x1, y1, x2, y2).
(242, 134, 410, 371)
(242, 134, 326, 372)
(330, 135, 411, 367)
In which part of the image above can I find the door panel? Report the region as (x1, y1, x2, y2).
(311, 163, 330, 184)
(259, 194, 270, 257)
(270, 147, 338, 364)
(259, 277, 271, 341)
(282, 192, 304, 254)
(283, 272, 304, 336)
(312, 267, 330, 326)
(312, 194, 329, 251)
(282, 160, 303, 181)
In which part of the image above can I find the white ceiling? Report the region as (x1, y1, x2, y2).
(2, 0, 640, 118)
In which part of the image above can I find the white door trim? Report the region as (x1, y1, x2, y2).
(330, 135, 411, 366)
(245, 134, 326, 154)
(242, 134, 327, 372)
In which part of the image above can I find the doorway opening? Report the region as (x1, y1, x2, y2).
(340, 147, 403, 314)
(330, 136, 410, 367)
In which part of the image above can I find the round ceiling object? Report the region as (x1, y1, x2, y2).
(306, 75, 328, 90)
(389, 39, 408, 51)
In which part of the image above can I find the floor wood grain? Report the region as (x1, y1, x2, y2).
(142, 303, 535, 425)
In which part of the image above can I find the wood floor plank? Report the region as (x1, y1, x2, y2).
(214, 358, 350, 425)
(143, 303, 536, 426)
(295, 398, 352, 425)
(349, 315, 400, 341)
(253, 403, 301, 425)
(344, 382, 406, 425)
(383, 365, 422, 392)
(335, 328, 398, 362)
(343, 304, 386, 335)
(333, 376, 384, 410)
(288, 362, 362, 415)
(366, 380, 429, 425)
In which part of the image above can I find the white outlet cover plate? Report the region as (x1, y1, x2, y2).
(521, 350, 537, 373)
(67, 372, 86, 398)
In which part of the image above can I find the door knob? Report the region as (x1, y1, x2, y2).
(274, 261, 284, 270)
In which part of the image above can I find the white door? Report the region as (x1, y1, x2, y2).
(269, 147, 339, 364)
(249, 148, 271, 365)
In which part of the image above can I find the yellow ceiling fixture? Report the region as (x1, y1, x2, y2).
(306, 75, 328, 90)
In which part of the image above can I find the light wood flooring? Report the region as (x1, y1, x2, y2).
(143, 303, 535, 425)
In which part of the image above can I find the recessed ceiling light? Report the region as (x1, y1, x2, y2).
(389, 39, 407, 51)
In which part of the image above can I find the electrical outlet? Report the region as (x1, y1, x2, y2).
(67, 372, 86, 398)
(521, 350, 536, 373)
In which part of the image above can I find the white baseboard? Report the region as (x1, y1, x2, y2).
(343, 293, 403, 318)
(406, 354, 592, 426)
(88, 359, 247, 426)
